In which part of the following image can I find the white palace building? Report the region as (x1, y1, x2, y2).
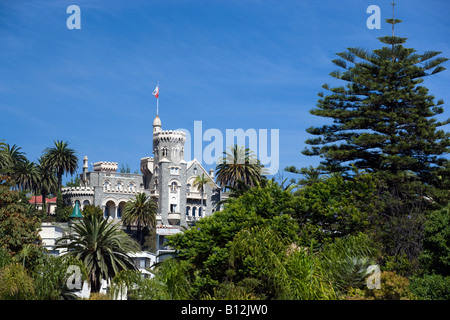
(37, 114, 228, 298)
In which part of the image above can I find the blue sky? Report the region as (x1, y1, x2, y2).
(1, 0, 449, 184)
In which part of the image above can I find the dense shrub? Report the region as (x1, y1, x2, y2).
(409, 274, 450, 300)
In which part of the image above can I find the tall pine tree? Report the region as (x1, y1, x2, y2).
(303, 8, 449, 184)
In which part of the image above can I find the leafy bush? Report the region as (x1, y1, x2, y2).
(82, 205, 103, 220)
(364, 271, 413, 300)
(0, 247, 12, 269)
(167, 180, 302, 298)
(409, 274, 450, 300)
(0, 263, 35, 300)
(32, 255, 87, 300)
(419, 204, 450, 276)
(294, 174, 378, 244)
(88, 292, 111, 300)
(227, 225, 335, 300)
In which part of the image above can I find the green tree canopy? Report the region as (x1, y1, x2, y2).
(42, 140, 78, 191)
(55, 216, 140, 293)
(0, 178, 41, 255)
(166, 180, 302, 298)
(302, 17, 449, 184)
(122, 193, 157, 246)
(215, 145, 267, 191)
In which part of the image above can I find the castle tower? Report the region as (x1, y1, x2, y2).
(150, 115, 187, 227)
(82, 155, 89, 186)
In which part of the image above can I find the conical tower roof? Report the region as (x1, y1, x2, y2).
(69, 201, 83, 218)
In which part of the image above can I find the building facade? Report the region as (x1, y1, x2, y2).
(62, 114, 223, 231)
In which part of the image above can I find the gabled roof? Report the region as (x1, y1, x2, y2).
(186, 158, 220, 189)
(28, 196, 57, 204)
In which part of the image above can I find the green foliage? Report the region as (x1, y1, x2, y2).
(82, 204, 104, 220)
(41, 140, 78, 190)
(155, 258, 194, 300)
(319, 234, 378, 294)
(215, 145, 267, 190)
(65, 176, 80, 188)
(383, 254, 416, 278)
(285, 165, 326, 187)
(55, 206, 73, 222)
(88, 292, 111, 300)
(419, 203, 450, 276)
(0, 143, 27, 177)
(122, 193, 157, 246)
(409, 274, 450, 300)
(202, 280, 261, 300)
(111, 258, 194, 300)
(372, 172, 437, 276)
(0, 181, 41, 255)
(294, 173, 378, 244)
(13, 244, 45, 271)
(345, 271, 413, 300)
(55, 215, 140, 293)
(119, 164, 131, 174)
(303, 18, 449, 184)
(54, 189, 64, 218)
(0, 263, 35, 300)
(227, 226, 336, 300)
(167, 180, 302, 298)
(32, 255, 87, 300)
(0, 247, 13, 269)
(365, 271, 413, 300)
(142, 228, 157, 253)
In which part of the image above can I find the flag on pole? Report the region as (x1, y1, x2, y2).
(152, 85, 159, 99)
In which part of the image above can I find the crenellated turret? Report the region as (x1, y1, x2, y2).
(149, 114, 187, 227)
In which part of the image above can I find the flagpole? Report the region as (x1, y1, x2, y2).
(156, 81, 159, 115)
(153, 82, 159, 115)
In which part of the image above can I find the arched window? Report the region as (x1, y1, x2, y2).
(105, 201, 115, 219)
(186, 184, 191, 192)
(162, 147, 168, 157)
(170, 181, 178, 192)
(128, 183, 135, 192)
(154, 179, 158, 190)
(116, 182, 123, 191)
(155, 167, 159, 175)
(186, 206, 190, 216)
(199, 207, 202, 217)
(192, 207, 196, 217)
(193, 167, 198, 175)
(103, 181, 111, 191)
(118, 202, 126, 219)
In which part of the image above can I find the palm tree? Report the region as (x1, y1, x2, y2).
(193, 173, 213, 218)
(0, 140, 7, 171)
(42, 140, 78, 190)
(215, 145, 266, 191)
(36, 157, 57, 214)
(122, 193, 157, 246)
(10, 159, 39, 191)
(0, 143, 27, 175)
(54, 216, 140, 293)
